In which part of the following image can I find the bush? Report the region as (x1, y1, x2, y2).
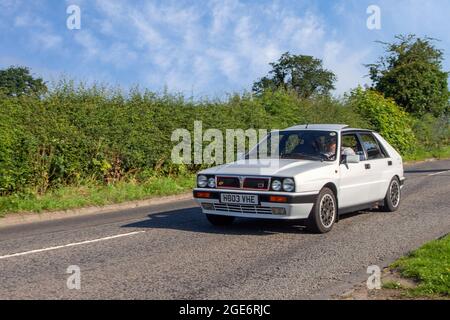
(412, 114, 450, 151)
(0, 83, 373, 195)
(347, 87, 417, 155)
(0, 82, 445, 198)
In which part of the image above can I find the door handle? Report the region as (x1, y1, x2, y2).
(388, 160, 393, 166)
(365, 163, 371, 170)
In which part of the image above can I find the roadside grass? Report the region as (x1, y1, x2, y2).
(403, 146, 450, 162)
(0, 174, 195, 217)
(388, 234, 450, 298)
(382, 281, 403, 290)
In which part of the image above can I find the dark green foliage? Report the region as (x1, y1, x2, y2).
(0, 66, 47, 97)
(253, 52, 337, 98)
(367, 35, 450, 116)
(0, 83, 367, 196)
(347, 87, 417, 155)
(412, 113, 450, 152)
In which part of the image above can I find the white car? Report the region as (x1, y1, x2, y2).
(193, 124, 405, 233)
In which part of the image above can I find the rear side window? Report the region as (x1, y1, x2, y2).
(359, 133, 385, 160)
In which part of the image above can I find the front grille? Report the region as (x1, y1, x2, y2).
(216, 176, 271, 190)
(212, 203, 273, 215)
(243, 177, 269, 190)
(217, 176, 240, 189)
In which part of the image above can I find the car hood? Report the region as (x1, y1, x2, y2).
(199, 159, 333, 177)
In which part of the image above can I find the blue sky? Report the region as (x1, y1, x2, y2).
(1, 0, 449, 98)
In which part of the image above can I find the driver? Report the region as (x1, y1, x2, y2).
(322, 139, 337, 160)
(323, 138, 356, 160)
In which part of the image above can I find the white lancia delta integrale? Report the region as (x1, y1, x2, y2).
(193, 124, 405, 233)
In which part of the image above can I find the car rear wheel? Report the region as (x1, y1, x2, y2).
(306, 187, 337, 234)
(381, 177, 401, 212)
(206, 214, 235, 226)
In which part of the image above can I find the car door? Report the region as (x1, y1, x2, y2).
(358, 132, 391, 202)
(338, 133, 371, 208)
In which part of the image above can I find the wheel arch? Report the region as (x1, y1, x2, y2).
(322, 182, 339, 221)
(322, 182, 338, 199)
(387, 175, 401, 195)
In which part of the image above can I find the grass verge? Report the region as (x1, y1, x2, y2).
(0, 174, 195, 217)
(389, 234, 450, 298)
(403, 146, 450, 162)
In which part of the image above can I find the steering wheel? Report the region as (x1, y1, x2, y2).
(320, 152, 334, 160)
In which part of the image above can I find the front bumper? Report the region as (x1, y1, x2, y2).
(193, 189, 318, 220)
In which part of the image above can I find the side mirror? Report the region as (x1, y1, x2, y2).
(346, 154, 360, 164)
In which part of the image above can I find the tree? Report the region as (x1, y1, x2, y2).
(253, 52, 336, 98)
(0, 66, 47, 97)
(367, 35, 449, 116)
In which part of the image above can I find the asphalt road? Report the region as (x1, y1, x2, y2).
(0, 160, 449, 299)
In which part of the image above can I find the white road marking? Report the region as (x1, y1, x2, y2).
(428, 170, 450, 176)
(0, 231, 146, 260)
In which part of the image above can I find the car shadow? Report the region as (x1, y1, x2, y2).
(404, 168, 449, 174)
(338, 210, 372, 220)
(121, 206, 311, 236)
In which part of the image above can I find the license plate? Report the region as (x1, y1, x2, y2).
(220, 193, 258, 205)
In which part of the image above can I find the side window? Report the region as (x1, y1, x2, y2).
(359, 133, 384, 160)
(342, 134, 365, 160)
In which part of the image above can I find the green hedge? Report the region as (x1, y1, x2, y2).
(0, 83, 445, 196)
(347, 87, 417, 155)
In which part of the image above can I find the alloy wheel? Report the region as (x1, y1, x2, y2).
(319, 194, 336, 228)
(390, 180, 400, 208)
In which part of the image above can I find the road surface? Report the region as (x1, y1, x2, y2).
(0, 160, 449, 299)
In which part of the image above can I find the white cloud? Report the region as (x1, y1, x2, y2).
(13, 10, 64, 53)
(105, 43, 138, 67)
(34, 32, 63, 50)
(7, 0, 412, 96)
(129, 10, 165, 49)
(74, 31, 101, 58)
(14, 13, 49, 28)
(0, 0, 22, 14)
(209, 0, 241, 37)
(74, 30, 137, 68)
(322, 41, 371, 95)
(94, 0, 125, 19)
(82, 0, 339, 93)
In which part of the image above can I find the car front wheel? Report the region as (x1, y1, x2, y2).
(306, 187, 337, 234)
(206, 214, 235, 226)
(381, 177, 401, 212)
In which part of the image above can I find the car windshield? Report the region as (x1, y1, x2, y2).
(247, 130, 338, 161)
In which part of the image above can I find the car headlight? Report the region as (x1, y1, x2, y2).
(207, 177, 216, 188)
(271, 179, 282, 191)
(197, 175, 208, 188)
(283, 178, 295, 192)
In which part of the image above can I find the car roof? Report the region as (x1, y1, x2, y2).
(284, 124, 373, 133)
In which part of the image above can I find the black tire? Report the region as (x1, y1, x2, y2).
(206, 214, 235, 226)
(306, 187, 337, 234)
(381, 177, 401, 212)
